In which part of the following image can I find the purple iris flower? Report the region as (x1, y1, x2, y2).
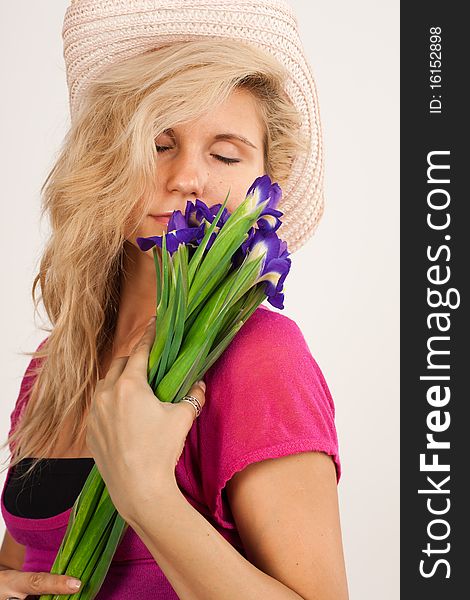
(184, 199, 231, 251)
(136, 199, 230, 255)
(244, 174, 284, 233)
(136, 216, 202, 255)
(245, 174, 282, 213)
(186, 198, 230, 229)
(136, 175, 285, 258)
(243, 228, 291, 309)
(256, 207, 283, 232)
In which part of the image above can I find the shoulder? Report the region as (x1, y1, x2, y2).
(203, 303, 336, 428)
(215, 304, 313, 374)
(236, 303, 306, 344)
(208, 304, 332, 405)
(197, 305, 342, 517)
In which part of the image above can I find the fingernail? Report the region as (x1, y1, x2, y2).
(197, 379, 206, 392)
(67, 578, 82, 590)
(147, 315, 156, 325)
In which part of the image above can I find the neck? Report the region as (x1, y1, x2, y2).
(112, 241, 159, 357)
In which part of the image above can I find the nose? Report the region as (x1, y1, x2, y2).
(164, 149, 208, 201)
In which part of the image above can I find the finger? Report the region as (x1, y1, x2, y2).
(177, 379, 206, 421)
(104, 355, 129, 387)
(123, 316, 156, 378)
(10, 570, 82, 596)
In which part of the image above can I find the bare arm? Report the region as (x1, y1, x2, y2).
(0, 530, 25, 571)
(126, 481, 305, 600)
(226, 451, 349, 600)
(124, 452, 349, 600)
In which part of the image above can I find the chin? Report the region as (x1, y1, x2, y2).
(139, 221, 168, 238)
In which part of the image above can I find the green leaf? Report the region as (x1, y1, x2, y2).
(76, 514, 128, 599)
(177, 242, 189, 303)
(156, 316, 220, 403)
(154, 262, 181, 387)
(219, 254, 265, 313)
(51, 465, 105, 574)
(161, 233, 169, 311)
(170, 333, 215, 403)
(167, 265, 187, 367)
(193, 286, 267, 382)
(153, 246, 162, 308)
(182, 299, 205, 340)
(186, 233, 245, 319)
(60, 489, 116, 582)
(196, 320, 245, 378)
(187, 192, 229, 286)
(210, 294, 246, 349)
(58, 512, 118, 600)
(186, 224, 252, 317)
(148, 305, 174, 384)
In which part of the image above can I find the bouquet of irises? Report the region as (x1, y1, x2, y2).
(39, 175, 291, 599)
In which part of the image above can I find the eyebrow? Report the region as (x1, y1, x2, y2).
(163, 128, 257, 150)
(214, 133, 258, 149)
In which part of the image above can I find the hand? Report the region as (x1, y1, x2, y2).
(0, 567, 82, 598)
(85, 317, 206, 520)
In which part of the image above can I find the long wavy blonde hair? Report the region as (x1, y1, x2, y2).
(1, 39, 309, 479)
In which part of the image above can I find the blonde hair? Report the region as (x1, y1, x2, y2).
(1, 39, 309, 479)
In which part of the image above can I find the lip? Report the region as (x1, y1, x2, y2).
(149, 214, 171, 224)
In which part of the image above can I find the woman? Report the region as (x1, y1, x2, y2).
(0, 1, 349, 598)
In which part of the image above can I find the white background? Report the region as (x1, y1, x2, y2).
(0, 1, 399, 598)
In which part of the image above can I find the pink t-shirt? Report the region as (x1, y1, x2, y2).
(1, 304, 341, 599)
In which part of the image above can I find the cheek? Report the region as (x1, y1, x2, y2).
(123, 204, 156, 242)
(223, 175, 263, 213)
(123, 206, 142, 240)
(226, 197, 244, 214)
(221, 186, 243, 213)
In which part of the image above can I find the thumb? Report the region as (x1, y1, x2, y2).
(124, 315, 156, 378)
(10, 570, 82, 596)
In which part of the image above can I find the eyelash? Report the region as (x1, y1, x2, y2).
(155, 145, 241, 166)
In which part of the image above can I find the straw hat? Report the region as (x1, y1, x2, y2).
(62, 0, 325, 253)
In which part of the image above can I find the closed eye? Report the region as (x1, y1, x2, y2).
(155, 145, 241, 166)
